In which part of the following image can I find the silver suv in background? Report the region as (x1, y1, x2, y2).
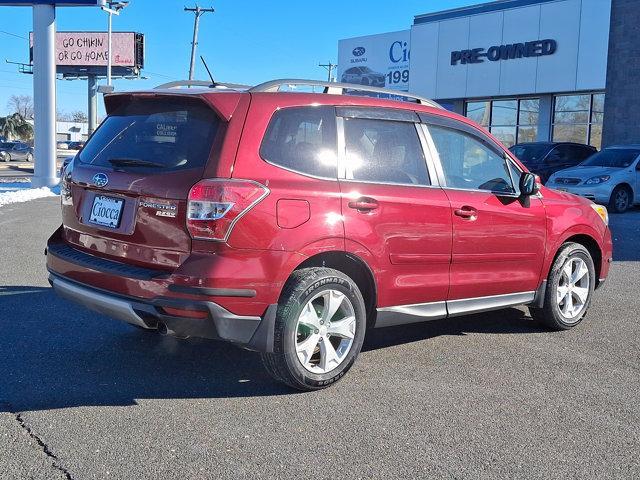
(546, 145, 640, 213)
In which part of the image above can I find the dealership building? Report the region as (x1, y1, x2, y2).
(337, 0, 639, 149)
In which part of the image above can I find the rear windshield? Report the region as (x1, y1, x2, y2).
(78, 98, 220, 172)
(580, 149, 640, 168)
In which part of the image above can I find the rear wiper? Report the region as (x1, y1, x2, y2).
(108, 158, 166, 168)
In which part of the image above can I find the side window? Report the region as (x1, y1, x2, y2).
(260, 106, 337, 178)
(428, 124, 515, 193)
(547, 145, 571, 165)
(343, 118, 430, 186)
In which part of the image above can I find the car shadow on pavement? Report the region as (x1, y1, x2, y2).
(0, 285, 544, 412)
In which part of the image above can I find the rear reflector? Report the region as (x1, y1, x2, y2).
(186, 179, 269, 241)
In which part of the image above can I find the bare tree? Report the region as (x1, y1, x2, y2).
(57, 110, 72, 122)
(71, 110, 88, 123)
(7, 95, 34, 119)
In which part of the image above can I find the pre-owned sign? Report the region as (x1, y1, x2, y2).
(451, 39, 557, 65)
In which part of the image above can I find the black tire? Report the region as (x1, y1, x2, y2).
(261, 267, 367, 391)
(608, 185, 632, 213)
(25, 153, 33, 162)
(529, 242, 595, 330)
(3, 154, 11, 163)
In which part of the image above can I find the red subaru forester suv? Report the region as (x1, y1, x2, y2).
(46, 79, 612, 390)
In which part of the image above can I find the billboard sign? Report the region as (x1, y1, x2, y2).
(338, 30, 410, 92)
(29, 31, 144, 75)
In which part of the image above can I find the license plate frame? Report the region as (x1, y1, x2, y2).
(88, 195, 125, 229)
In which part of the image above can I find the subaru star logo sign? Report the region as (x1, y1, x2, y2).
(92, 173, 109, 188)
(352, 46, 366, 57)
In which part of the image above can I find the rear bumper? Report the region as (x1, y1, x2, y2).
(48, 272, 277, 352)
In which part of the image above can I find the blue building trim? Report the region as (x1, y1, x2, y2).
(414, 0, 558, 24)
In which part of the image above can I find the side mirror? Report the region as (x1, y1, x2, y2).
(519, 172, 539, 196)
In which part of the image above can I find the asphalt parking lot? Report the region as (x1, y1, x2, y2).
(1, 197, 639, 480)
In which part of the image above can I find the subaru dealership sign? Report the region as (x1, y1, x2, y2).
(337, 30, 410, 92)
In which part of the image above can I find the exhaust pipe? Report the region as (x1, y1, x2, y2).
(157, 322, 168, 336)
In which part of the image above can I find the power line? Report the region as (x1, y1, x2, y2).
(0, 30, 27, 40)
(144, 70, 174, 79)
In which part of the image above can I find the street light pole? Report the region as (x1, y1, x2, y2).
(101, 1, 129, 89)
(184, 5, 214, 81)
(107, 7, 112, 86)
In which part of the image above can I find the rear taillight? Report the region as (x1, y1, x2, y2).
(186, 179, 269, 241)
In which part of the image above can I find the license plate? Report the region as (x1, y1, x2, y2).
(89, 195, 124, 228)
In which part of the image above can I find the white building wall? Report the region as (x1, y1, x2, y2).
(409, 0, 612, 100)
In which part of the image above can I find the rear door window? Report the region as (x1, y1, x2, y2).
(78, 98, 220, 172)
(260, 106, 337, 178)
(342, 118, 430, 185)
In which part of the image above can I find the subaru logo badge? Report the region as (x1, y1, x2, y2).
(352, 46, 366, 57)
(92, 173, 108, 187)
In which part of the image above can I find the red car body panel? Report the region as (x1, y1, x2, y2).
(46, 87, 613, 347)
(444, 189, 547, 300)
(339, 182, 452, 308)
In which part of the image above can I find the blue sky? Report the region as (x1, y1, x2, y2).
(0, 0, 478, 117)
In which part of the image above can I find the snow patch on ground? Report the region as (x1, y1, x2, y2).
(0, 182, 60, 207)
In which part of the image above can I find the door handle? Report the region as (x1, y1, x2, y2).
(348, 197, 379, 212)
(454, 206, 478, 220)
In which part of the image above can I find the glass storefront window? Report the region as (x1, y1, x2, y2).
(553, 95, 590, 124)
(518, 99, 539, 126)
(552, 93, 605, 149)
(552, 124, 588, 144)
(590, 124, 603, 150)
(491, 100, 518, 126)
(466, 93, 604, 149)
(490, 126, 517, 147)
(466, 101, 490, 127)
(516, 126, 538, 144)
(591, 94, 605, 124)
(464, 97, 540, 147)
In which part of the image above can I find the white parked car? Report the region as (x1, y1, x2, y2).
(546, 145, 640, 213)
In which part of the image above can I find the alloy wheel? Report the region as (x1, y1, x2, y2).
(556, 257, 590, 321)
(615, 189, 629, 212)
(295, 289, 356, 374)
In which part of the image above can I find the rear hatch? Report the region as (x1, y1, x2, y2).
(61, 94, 222, 270)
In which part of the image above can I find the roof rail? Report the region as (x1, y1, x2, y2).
(249, 79, 443, 109)
(154, 80, 251, 90)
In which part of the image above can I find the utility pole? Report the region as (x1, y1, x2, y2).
(319, 62, 338, 82)
(184, 5, 215, 81)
